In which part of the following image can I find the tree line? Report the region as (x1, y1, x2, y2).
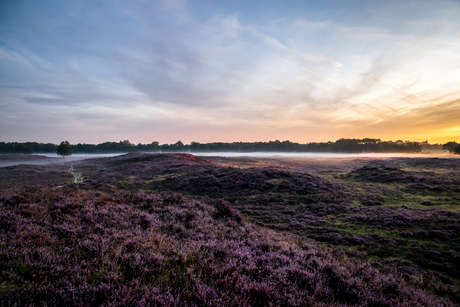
(1, 139, 459, 155)
(189, 139, 425, 153)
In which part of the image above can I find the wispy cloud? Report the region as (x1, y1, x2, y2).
(0, 0, 459, 143)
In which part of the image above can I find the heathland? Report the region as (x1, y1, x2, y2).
(1, 153, 459, 306)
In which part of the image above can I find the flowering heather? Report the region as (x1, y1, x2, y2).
(72, 153, 345, 202)
(0, 164, 73, 189)
(0, 188, 456, 306)
(1, 153, 459, 306)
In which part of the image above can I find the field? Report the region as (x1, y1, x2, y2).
(1, 153, 459, 306)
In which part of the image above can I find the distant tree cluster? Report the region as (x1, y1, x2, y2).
(0, 142, 57, 154)
(159, 141, 185, 152)
(420, 141, 444, 152)
(68, 140, 160, 154)
(443, 141, 460, 155)
(1, 139, 459, 154)
(188, 138, 424, 153)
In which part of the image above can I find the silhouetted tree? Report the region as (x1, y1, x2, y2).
(174, 140, 185, 150)
(443, 142, 459, 153)
(454, 145, 460, 155)
(57, 141, 72, 157)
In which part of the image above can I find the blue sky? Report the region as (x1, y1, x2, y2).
(1, 0, 459, 144)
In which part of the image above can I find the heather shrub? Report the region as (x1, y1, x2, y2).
(0, 165, 73, 189)
(347, 165, 419, 183)
(211, 199, 242, 223)
(0, 188, 456, 306)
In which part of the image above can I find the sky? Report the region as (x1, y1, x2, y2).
(1, 0, 459, 145)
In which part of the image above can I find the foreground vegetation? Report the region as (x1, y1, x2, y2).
(1, 153, 459, 306)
